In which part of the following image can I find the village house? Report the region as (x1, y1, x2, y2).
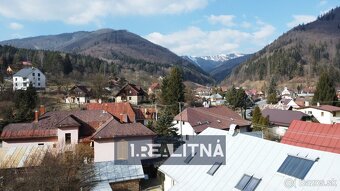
(147, 82, 160, 95)
(159, 127, 340, 191)
(261, 108, 310, 138)
(65, 85, 91, 104)
(281, 87, 293, 99)
(92, 119, 156, 162)
(296, 104, 340, 124)
(277, 98, 300, 109)
(0, 108, 113, 148)
(281, 120, 340, 154)
(115, 83, 148, 105)
(209, 93, 225, 106)
(87, 102, 148, 124)
(13, 67, 46, 91)
(173, 106, 250, 140)
(194, 86, 211, 99)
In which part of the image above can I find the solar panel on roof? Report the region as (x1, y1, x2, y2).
(207, 162, 222, 175)
(277, 155, 315, 179)
(235, 174, 261, 191)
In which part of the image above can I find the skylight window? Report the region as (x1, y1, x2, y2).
(277, 155, 315, 179)
(184, 152, 196, 164)
(207, 162, 222, 176)
(235, 174, 261, 191)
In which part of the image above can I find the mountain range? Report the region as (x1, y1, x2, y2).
(0, 29, 213, 84)
(183, 53, 252, 82)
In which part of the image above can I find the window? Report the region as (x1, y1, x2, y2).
(32, 73, 35, 76)
(15, 78, 17, 81)
(184, 152, 196, 164)
(129, 97, 132, 100)
(207, 162, 222, 175)
(38, 73, 40, 76)
(38, 83, 40, 86)
(308, 111, 312, 115)
(38, 143, 44, 146)
(23, 83, 27, 87)
(38, 77, 40, 81)
(321, 112, 324, 116)
(15, 83, 17, 86)
(277, 155, 315, 179)
(116, 140, 128, 160)
(182, 121, 185, 125)
(185, 134, 189, 141)
(235, 174, 261, 191)
(65, 133, 71, 144)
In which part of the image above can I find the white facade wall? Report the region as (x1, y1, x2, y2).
(94, 137, 153, 162)
(57, 127, 79, 145)
(297, 108, 339, 124)
(172, 120, 197, 139)
(2, 137, 57, 148)
(116, 96, 140, 105)
(13, 68, 46, 90)
(163, 174, 175, 191)
(65, 96, 87, 104)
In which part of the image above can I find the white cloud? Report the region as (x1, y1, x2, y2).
(0, 0, 208, 25)
(145, 22, 276, 56)
(208, 14, 235, 27)
(9, 22, 23, 30)
(287, 15, 316, 28)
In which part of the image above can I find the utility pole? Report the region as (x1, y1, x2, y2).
(179, 102, 182, 141)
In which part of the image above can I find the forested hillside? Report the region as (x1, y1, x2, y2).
(227, 7, 340, 85)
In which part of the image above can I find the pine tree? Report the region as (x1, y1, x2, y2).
(313, 72, 337, 105)
(160, 67, 185, 116)
(252, 106, 261, 125)
(62, 54, 73, 75)
(155, 108, 178, 136)
(267, 78, 278, 104)
(14, 83, 38, 122)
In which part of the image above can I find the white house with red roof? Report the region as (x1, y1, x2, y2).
(115, 83, 148, 105)
(296, 104, 340, 124)
(173, 106, 250, 140)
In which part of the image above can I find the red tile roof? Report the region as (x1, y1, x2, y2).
(92, 120, 156, 139)
(1, 110, 113, 140)
(115, 83, 147, 97)
(281, 120, 340, 154)
(174, 106, 250, 133)
(87, 102, 140, 122)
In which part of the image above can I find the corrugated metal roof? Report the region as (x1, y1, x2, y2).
(0, 145, 50, 169)
(160, 127, 340, 191)
(90, 160, 144, 191)
(281, 120, 340, 154)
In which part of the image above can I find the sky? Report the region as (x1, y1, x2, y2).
(0, 0, 339, 56)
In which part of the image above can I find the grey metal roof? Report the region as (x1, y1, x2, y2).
(13, 67, 41, 77)
(159, 127, 340, 191)
(90, 160, 144, 191)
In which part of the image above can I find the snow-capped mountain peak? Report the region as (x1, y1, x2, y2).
(186, 53, 244, 62)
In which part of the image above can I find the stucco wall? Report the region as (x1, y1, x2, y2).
(163, 173, 175, 191)
(94, 137, 154, 162)
(57, 127, 79, 146)
(298, 108, 334, 124)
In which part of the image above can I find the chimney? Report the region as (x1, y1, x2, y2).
(317, 102, 320, 107)
(39, 105, 46, 116)
(120, 114, 128, 123)
(103, 104, 108, 113)
(305, 101, 309, 107)
(34, 110, 39, 123)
